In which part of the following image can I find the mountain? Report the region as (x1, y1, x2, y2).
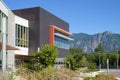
(70, 31, 120, 53)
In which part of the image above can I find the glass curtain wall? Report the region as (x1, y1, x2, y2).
(54, 36, 70, 49)
(15, 24, 28, 47)
(54, 31, 70, 49)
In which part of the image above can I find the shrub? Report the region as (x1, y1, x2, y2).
(88, 62, 96, 70)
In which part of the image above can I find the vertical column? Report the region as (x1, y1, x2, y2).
(50, 26, 54, 45)
(2, 15, 7, 72)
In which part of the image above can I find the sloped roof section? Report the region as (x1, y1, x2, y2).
(0, 42, 20, 50)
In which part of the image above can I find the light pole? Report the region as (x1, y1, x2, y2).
(107, 59, 109, 80)
(99, 53, 101, 70)
(117, 50, 119, 70)
(67, 61, 71, 70)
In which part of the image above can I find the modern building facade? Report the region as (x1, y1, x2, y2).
(0, 0, 73, 71)
(13, 7, 73, 58)
(0, 0, 29, 71)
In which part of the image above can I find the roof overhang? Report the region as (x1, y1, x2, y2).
(50, 25, 74, 45)
(0, 42, 20, 50)
(54, 33, 74, 41)
(50, 25, 73, 36)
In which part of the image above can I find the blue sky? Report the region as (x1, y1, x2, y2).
(3, 0, 120, 34)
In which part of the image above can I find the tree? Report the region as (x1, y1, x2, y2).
(95, 43, 104, 53)
(101, 52, 108, 66)
(69, 48, 82, 55)
(38, 44, 58, 67)
(65, 54, 77, 70)
(65, 48, 84, 70)
(24, 44, 58, 70)
(79, 56, 88, 67)
(109, 52, 117, 66)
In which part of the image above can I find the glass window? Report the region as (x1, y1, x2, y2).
(15, 24, 28, 47)
(54, 36, 70, 49)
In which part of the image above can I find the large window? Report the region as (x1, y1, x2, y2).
(15, 24, 28, 47)
(54, 30, 71, 49)
(54, 36, 70, 49)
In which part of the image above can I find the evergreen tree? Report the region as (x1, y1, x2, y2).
(95, 43, 105, 52)
(79, 56, 88, 67)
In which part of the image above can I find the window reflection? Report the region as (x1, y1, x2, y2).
(54, 36, 70, 49)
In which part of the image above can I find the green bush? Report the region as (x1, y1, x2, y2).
(88, 62, 96, 70)
(19, 63, 29, 68)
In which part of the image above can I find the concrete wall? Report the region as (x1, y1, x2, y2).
(15, 15, 28, 27)
(14, 15, 29, 55)
(0, 1, 30, 70)
(7, 9, 15, 70)
(0, 0, 15, 70)
(7, 51, 15, 70)
(0, 0, 8, 16)
(8, 9, 15, 45)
